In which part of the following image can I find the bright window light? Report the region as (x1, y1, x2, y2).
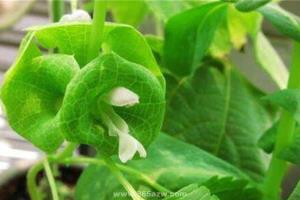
(0, 142, 39, 160)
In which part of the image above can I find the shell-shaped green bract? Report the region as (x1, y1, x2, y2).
(1, 22, 165, 155)
(59, 53, 165, 154)
(28, 22, 165, 88)
(0, 33, 80, 153)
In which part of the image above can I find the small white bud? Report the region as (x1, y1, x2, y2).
(60, 9, 91, 23)
(105, 87, 139, 107)
(72, 10, 91, 21)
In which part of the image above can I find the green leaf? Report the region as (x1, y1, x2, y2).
(1, 22, 165, 156)
(59, 53, 165, 155)
(203, 176, 263, 200)
(259, 121, 300, 164)
(28, 23, 91, 67)
(145, 35, 164, 58)
(0, 33, 80, 153)
(163, 66, 269, 181)
(263, 89, 300, 123)
(258, 4, 300, 41)
(76, 164, 129, 200)
(163, 184, 219, 200)
(108, 0, 148, 27)
(126, 134, 251, 188)
(27, 23, 164, 87)
(288, 180, 300, 200)
(164, 2, 227, 77)
(210, 5, 262, 57)
(102, 24, 165, 88)
(228, 6, 262, 48)
(235, 0, 271, 12)
(258, 122, 277, 153)
(253, 31, 288, 89)
(279, 126, 300, 165)
(209, 8, 232, 58)
(145, 35, 164, 68)
(75, 134, 252, 200)
(145, 0, 194, 21)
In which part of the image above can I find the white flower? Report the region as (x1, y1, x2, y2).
(119, 134, 146, 163)
(101, 87, 146, 163)
(104, 87, 139, 107)
(60, 10, 91, 23)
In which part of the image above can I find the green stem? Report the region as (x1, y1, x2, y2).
(51, 156, 170, 194)
(70, 0, 78, 13)
(117, 165, 170, 193)
(27, 155, 169, 199)
(27, 161, 43, 200)
(56, 142, 78, 160)
(263, 42, 300, 200)
(27, 143, 76, 200)
(87, 0, 107, 62)
(50, 0, 64, 22)
(103, 156, 145, 200)
(155, 16, 163, 37)
(55, 156, 106, 166)
(43, 157, 59, 200)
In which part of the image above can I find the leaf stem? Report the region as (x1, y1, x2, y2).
(263, 42, 300, 200)
(102, 156, 145, 200)
(55, 156, 170, 194)
(117, 164, 171, 193)
(87, 0, 107, 63)
(43, 157, 59, 200)
(50, 0, 64, 22)
(56, 142, 78, 160)
(70, 0, 78, 13)
(27, 161, 43, 200)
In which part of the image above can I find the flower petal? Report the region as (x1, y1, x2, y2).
(100, 106, 128, 136)
(119, 133, 138, 163)
(60, 9, 91, 23)
(136, 141, 147, 158)
(72, 10, 91, 21)
(99, 102, 146, 163)
(105, 87, 139, 107)
(118, 133, 146, 163)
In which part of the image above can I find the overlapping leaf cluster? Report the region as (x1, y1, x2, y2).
(101, 0, 300, 199)
(0, 22, 165, 155)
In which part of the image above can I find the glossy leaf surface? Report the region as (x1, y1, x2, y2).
(59, 53, 165, 155)
(28, 22, 164, 86)
(164, 2, 227, 77)
(0, 33, 80, 152)
(75, 134, 252, 200)
(163, 66, 269, 181)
